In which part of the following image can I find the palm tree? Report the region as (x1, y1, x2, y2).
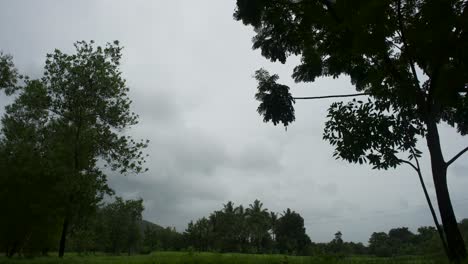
(245, 200, 271, 253)
(223, 201, 235, 214)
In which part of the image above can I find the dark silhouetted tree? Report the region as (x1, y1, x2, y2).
(0, 80, 61, 256)
(369, 232, 392, 257)
(234, 1, 467, 261)
(275, 209, 311, 254)
(245, 199, 272, 253)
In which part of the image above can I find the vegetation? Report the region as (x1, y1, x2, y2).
(233, 0, 468, 262)
(0, 252, 455, 264)
(68, 197, 145, 255)
(184, 200, 310, 254)
(21, 198, 465, 259)
(0, 41, 147, 257)
(182, 200, 467, 258)
(1, 0, 467, 262)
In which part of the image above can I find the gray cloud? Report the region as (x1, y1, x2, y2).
(319, 183, 339, 196)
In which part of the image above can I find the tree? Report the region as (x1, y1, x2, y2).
(40, 41, 148, 257)
(234, 1, 467, 261)
(275, 209, 311, 254)
(143, 226, 160, 252)
(184, 217, 215, 252)
(388, 227, 415, 255)
(0, 41, 148, 257)
(98, 197, 144, 255)
(209, 201, 244, 252)
(184, 201, 314, 254)
(245, 199, 272, 253)
(415, 226, 444, 256)
(0, 80, 62, 257)
(329, 231, 344, 254)
(369, 232, 392, 257)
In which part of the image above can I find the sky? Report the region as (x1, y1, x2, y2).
(0, 0, 467, 243)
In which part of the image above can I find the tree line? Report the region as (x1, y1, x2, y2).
(67, 199, 311, 255)
(67, 198, 185, 255)
(0, 41, 147, 257)
(183, 200, 310, 254)
(68, 199, 468, 258)
(182, 200, 468, 258)
(68, 197, 145, 255)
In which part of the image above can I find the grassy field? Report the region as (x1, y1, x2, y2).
(0, 251, 449, 264)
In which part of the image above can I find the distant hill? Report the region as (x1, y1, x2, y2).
(140, 219, 165, 233)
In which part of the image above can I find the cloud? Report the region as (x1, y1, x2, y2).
(319, 183, 339, 196)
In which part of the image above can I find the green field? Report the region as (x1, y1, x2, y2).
(0, 252, 448, 264)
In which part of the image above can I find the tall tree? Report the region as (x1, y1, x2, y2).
(210, 201, 242, 252)
(329, 231, 344, 254)
(0, 41, 148, 257)
(275, 209, 311, 254)
(0, 80, 61, 256)
(245, 200, 272, 253)
(234, 204, 249, 252)
(40, 41, 148, 257)
(234, 1, 467, 261)
(98, 197, 144, 255)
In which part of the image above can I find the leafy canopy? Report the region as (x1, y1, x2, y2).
(234, 0, 468, 169)
(43, 40, 148, 175)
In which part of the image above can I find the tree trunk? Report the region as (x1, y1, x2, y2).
(412, 154, 450, 257)
(58, 217, 69, 258)
(426, 118, 467, 263)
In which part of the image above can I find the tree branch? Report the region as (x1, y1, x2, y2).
(399, 159, 418, 172)
(397, 0, 421, 90)
(400, 154, 450, 256)
(446, 146, 468, 168)
(294, 93, 369, 100)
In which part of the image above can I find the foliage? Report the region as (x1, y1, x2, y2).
(184, 200, 311, 255)
(234, 1, 468, 261)
(0, 52, 19, 95)
(0, 80, 62, 257)
(254, 69, 295, 127)
(143, 224, 184, 252)
(0, 41, 148, 257)
(275, 209, 311, 254)
(98, 198, 144, 254)
(0, 251, 453, 264)
(67, 197, 144, 255)
(367, 226, 444, 258)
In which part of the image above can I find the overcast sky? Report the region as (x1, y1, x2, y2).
(1, 0, 467, 243)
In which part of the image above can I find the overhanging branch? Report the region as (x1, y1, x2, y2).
(399, 155, 449, 256)
(399, 159, 418, 172)
(293, 93, 369, 100)
(446, 146, 468, 168)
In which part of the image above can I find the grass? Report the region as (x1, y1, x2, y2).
(0, 251, 448, 264)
